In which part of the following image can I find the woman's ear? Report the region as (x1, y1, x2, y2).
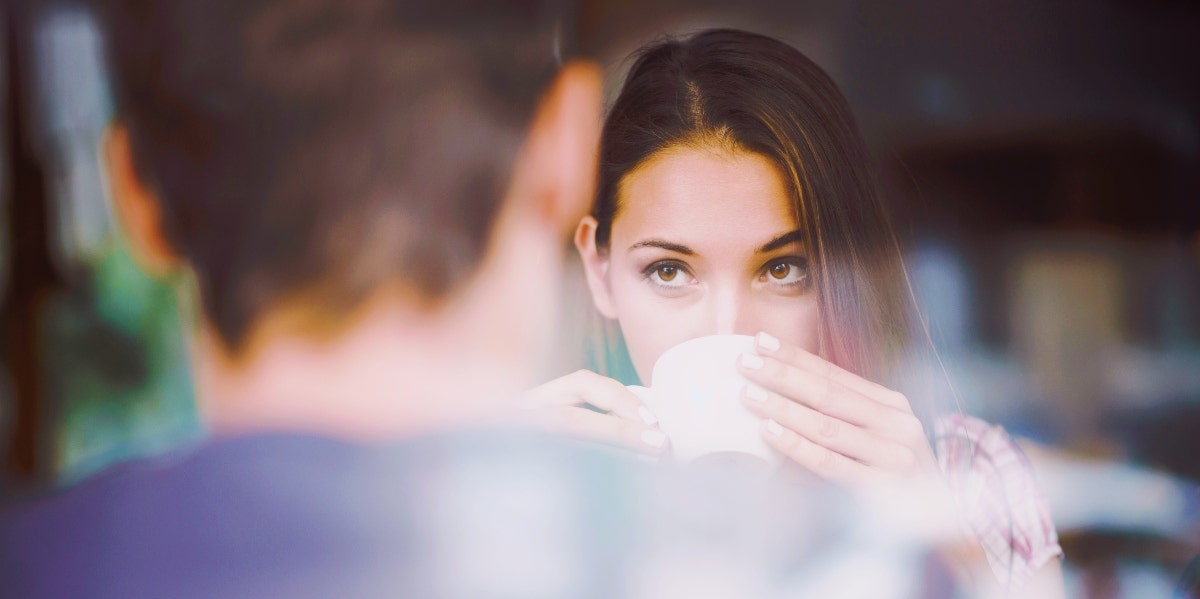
(574, 215, 617, 319)
(103, 125, 182, 276)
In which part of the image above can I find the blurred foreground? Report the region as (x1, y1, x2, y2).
(1, 1, 1197, 597)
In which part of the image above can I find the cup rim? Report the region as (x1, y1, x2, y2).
(650, 333, 756, 388)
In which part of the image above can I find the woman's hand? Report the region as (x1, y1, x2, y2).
(517, 369, 668, 455)
(737, 332, 938, 485)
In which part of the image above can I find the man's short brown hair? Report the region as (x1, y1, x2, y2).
(97, 0, 565, 348)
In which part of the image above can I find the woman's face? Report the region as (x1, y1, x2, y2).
(579, 146, 820, 384)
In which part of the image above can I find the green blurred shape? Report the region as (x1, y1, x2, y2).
(586, 326, 641, 386)
(43, 237, 201, 484)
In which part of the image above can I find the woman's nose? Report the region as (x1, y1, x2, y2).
(712, 285, 752, 336)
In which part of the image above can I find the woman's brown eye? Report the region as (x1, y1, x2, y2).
(769, 263, 791, 279)
(658, 265, 678, 281)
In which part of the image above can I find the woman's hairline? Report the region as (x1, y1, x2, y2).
(597, 129, 798, 252)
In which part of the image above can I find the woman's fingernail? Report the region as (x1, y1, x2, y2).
(756, 332, 781, 352)
(744, 384, 768, 403)
(740, 353, 764, 370)
(638, 406, 658, 426)
(766, 419, 785, 436)
(641, 429, 668, 448)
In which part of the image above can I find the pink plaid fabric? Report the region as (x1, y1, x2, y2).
(934, 413, 1063, 591)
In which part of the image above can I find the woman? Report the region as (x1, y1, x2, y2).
(523, 29, 1063, 594)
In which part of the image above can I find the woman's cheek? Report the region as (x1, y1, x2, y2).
(615, 297, 689, 384)
(754, 296, 821, 352)
(608, 281, 690, 382)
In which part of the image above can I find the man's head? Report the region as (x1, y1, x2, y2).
(99, 0, 594, 347)
(95, 0, 602, 432)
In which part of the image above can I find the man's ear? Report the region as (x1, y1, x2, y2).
(501, 60, 603, 233)
(435, 60, 604, 391)
(103, 125, 181, 276)
(574, 215, 617, 319)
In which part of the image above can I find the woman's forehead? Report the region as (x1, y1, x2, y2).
(612, 146, 799, 250)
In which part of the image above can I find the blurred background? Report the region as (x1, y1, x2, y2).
(2, 0, 1198, 596)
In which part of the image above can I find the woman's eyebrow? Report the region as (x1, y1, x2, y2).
(757, 230, 804, 254)
(628, 239, 695, 255)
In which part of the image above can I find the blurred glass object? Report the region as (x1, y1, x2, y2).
(29, 4, 199, 484)
(40, 244, 199, 483)
(33, 6, 110, 263)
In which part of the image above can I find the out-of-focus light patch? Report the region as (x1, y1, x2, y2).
(624, 464, 779, 597)
(1063, 558, 1180, 599)
(622, 464, 939, 598)
(779, 538, 921, 599)
(33, 7, 111, 133)
(1031, 448, 1196, 540)
(1102, 346, 1200, 407)
(1115, 562, 1182, 598)
(629, 548, 765, 599)
(857, 476, 967, 547)
(33, 6, 114, 263)
(429, 456, 585, 598)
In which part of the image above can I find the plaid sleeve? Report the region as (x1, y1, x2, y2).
(934, 413, 1063, 591)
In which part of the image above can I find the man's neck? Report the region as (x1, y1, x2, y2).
(192, 296, 525, 441)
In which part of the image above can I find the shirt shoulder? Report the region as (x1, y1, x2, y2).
(933, 413, 1064, 590)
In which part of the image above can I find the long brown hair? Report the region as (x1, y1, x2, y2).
(594, 29, 911, 384)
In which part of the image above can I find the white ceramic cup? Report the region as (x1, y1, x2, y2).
(627, 334, 779, 466)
